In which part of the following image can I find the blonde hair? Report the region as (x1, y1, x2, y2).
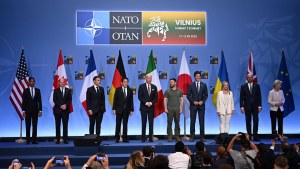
(273, 79, 282, 89)
(126, 151, 144, 169)
(221, 81, 230, 93)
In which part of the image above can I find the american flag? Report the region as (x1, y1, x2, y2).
(9, 49, 29, 120)
(247, 50, 258, 84)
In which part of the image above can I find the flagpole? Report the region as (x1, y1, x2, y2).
(182, 96, 190, 140)
(15, 119, 26, 143)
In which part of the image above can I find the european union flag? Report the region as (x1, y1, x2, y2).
(277, 51, 295, 117)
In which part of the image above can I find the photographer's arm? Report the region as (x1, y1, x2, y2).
(227, 134, 240, 153)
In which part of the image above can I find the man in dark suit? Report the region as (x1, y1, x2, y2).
(53, 78, 72, 144)
(138, 74, 158, 142)
(113, 77, 134, 143)
(86, 76, 106, 136)
(22, 77, 42, 144)
(240, 73, 262, 141)
(187, 71, 208, 142)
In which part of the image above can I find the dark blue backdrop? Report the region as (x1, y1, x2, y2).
(1, 0, 300, 137)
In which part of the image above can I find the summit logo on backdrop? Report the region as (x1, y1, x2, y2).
(77, 11, 142, 45)
(76, 11, 206, 45)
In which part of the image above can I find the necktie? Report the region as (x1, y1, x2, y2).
(124, 88, 127, 100)
(31, 87, 34, 98)
(147, 84, 151, 96)
(197, 83, 200, 92)
(249, 84, 253, 94)
(61, 87, 64, 97)
(96, 87, 100, 94)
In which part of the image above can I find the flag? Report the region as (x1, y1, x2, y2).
(247, 50, 258, 84)
(9, 48, 29, 120)
(49, 49, 73, 112)
(108, 50, 126, 106)
(146, 50, 164, 118)
(212, 50, 230, 107)
(79, 49, 98, 115)
(277, 50, 295, 118)
(177, 50, 192, 119)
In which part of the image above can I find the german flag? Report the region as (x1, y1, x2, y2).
(108, 50, 127, 106)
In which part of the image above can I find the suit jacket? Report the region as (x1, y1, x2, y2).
(22, 87, 42, 114)
(138, 83, 158, 112)
(112, 86, 134, 114)
(53, 87, 72, 114)
(240, 83, 262, 111)
(187, 81, 208, 110)
(216, 91, 234, 115)
(86, 85, 105, 114)
(268, 89, 285, 111)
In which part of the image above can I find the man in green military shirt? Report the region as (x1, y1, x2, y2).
(164, 78, 183, 142)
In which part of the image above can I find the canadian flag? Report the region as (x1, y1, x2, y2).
(177, 50, 192, 119)
(49, 49, 73, 112)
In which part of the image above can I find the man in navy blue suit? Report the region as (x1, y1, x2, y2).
(138, 74, 158, 142)
(187, 71, 208, 142)
(240, 73, 262, 141)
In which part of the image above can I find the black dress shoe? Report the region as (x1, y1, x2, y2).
(149, 139, 153, 142)
(141, 139, 146, 142)
(26, 141, 30, 144)
(115, 140, 119, 143)
(32, 141, 38, 144)
(55, 141, 60, 144)
(63, 141, 69, 144)
(123, 140, 129, 143)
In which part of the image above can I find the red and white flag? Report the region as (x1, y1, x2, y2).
(247, 50, 258, 84)
(177, 50, 192, 119)
(49, 49, 73, 112)
(9, 48, 29, 120)
(79, 49, 98, 116)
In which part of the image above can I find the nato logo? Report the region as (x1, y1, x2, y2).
(77, 11, 110, 45)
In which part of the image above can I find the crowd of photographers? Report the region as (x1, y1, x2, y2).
(8, 133, 300, 169)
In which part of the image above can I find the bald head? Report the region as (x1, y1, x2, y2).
(246, 73, 253, 83)
(59, 78, 66, 88)
(145, 74, 152, 84)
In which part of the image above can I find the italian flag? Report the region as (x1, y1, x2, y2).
(146, 50, 164, 118)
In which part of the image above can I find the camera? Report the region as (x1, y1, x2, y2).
(52, 157, 65, 166)
(238, 132, 246, 140)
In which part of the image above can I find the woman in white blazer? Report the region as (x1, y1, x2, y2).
(268, 80, 285, 137)
(216, 81, 234, 133)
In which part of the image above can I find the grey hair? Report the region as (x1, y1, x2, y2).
(273, 79, 282, 88)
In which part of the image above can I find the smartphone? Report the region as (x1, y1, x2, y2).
(21, 167, 31, 169)
(95, 156, 105, 161)
(13, 159, 19, 166)
(53, 158, 65, 166)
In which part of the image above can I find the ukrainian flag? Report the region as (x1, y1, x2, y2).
(212, 50, 230, 107)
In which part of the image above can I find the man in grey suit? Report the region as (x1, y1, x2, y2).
(187, 71, 208, 142)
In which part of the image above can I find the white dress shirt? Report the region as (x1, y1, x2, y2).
(168, 152, 190, 169)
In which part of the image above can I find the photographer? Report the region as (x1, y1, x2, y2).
(45, 156, 71, 169)
(227, 133, 259, 169)
(8, 160, 35, 169)
(82, 154, 109, 169)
